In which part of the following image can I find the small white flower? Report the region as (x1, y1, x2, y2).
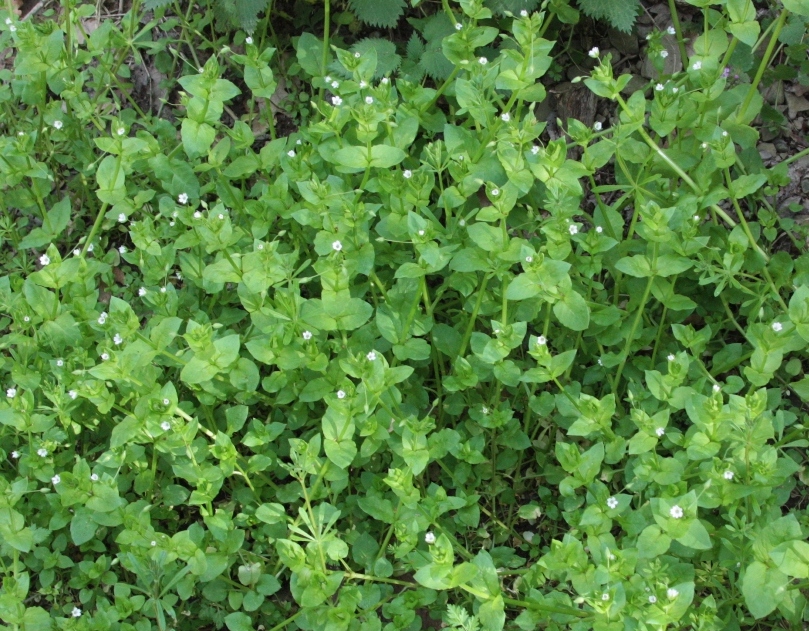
(151, 540, 157, 546)
(601, 593, 610, 601)
(178, 193, 188, 204)
(138, 287, 147, 297)
(97, 314, 107, 324)
(525, 256, 533, 263)
(669, 505, 683, 519)
(337, 390, 346, 399)
(332, 96, 342, 106)
(37, 448, 48, 457)
(481, 406, 489, 415)
(381, 77, 389, 84)
(90, 473, 99, 481)
(4, 18, 11, 24)
(606, 496, 618, 509)
(246, 36, 253, 44)
(169, 220, 176, 227)
(596, 226, 603, 233)
(491, 188, 500, 196)
(218, 213, 224, 220)
(520, 9, 528, 16)
(598, 358, 603, 366)
(365, 96, 374, 105)
(172, 210, 178, 218)
(118, 245, 127, 254)
(455, 22, 462, 30)
(660, 49, 669, 58)
(117, 213, 127, 223)
(193, 211, 202, 219)
(722, 131, 728, 137)
(649, 595, 657, 603)
(52, 474, 61, 485)
(479, 57, 488, 65)
(56, 359, 64, 367)
(161, 421, 171, 431)
(325, 76, 332, 83)
(701, 142, 708, 149)
(723, 470, 734, 480)
(501, 113, 510, 122)
(593, 121, 602, 131)
(257, 244, 264, 250)
(403, 169, 412, 179)
(692, 61, 702, 70)
(302, 331, 313, 340)
(667, 588, 679, 599)
(17, 131, 24, 136)
(100, 353, 109, 361)
(667, 354, 675, 361)
(6, 388, 16, 399)
(672, 86, 679, 93)
(354, 51, 361, 58)
(296, 139, 302, 145)
(9, 24, 15, 31)
(39, 254, 50, 266)
(536, 335, 546, 346)
(331, 80, 339, 89)
(160, 398, 169, 406)
(459, 219, 466, 226)
(656, 427, 665, 437)
(113, 333, 123, 345)
(667, 26, 676, 35)
(418, 230, 425, 236)
(73, 249, 81, 256)
(655, 83, 664, 91)
(117, 127, 125, 136)
(608, 552, 616, 560)
(425, 531, 436, 544)
(367, 351, 377, 361)
(359, 80, 367, 88)
(588, 47, 599, 58)
(160, 286, 167, 293)
(772, 322, 783, 332)
(531, 145, 539, 155)
(68, 390, 77, 400)
(287, 150, 296, 158)
(23, 316, 30, 323)
(569, 224, 578, 235)
(693, 215, 701, 221)
(11, 451, 19, 459)
(71, 607, 81, 618)
(53, 120, 63, 129)
(87, 244, 94, 252)
(713, 383, 721, 393)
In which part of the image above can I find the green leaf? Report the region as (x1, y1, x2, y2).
(615, 255, 653, 277)
(637, 525, 671, 558)
(769, 540, 809, 578)
(95, 156, 125, 204)
(742, 561, 788, 618)
(782, 0, 809, 17)
(506, 274, 540, 301)
(224, 612, 253, 631)
(478, 595, 505, 631)
(348, 0, 405, 27)
(577, 0, 640, 32)
(730, 173, 767, 199)
(182, 119, 216, 159)
(553, 290, 590, 331)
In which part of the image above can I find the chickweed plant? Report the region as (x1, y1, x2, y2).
(1, 0, 809, 630)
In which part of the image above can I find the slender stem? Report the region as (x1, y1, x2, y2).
(319, 0, 331, 105)
(667, 0, 688, 70)
(458, 274, 491, 356)
(612, 263, 656, 392)
(737, 9, 788, 124)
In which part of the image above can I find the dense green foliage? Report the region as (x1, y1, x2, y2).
(2, 1, 809, 631)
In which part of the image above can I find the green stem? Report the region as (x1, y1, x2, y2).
(667, 0, 688, 70)
(612, 258, 657, 392)
(458, 274, 491, 356)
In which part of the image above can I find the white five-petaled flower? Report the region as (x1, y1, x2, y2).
(332, 96, 342, 106)
(331, 80, 339, 89)
(90, 473, 99, 481)
(4, 18, 11, 24)
(525, 256, 533, 263)
(98, 313, 107, 324)
(23, 316, 30, 322)
(666, 26, 676, 35)
(88, 244, 94, 253)
(303, 331, 312, 340)
(151, 540, 157, 546)
(588, 47, 599, 58)
(337, 390, 346, 399)
(692, 61, 702, 70)
(721, 131, 728, 137)
(325, 76, 332, 83)
(481, 406, 489, 414)
(246, 36, 253, 44)
(119, 245, 127, 254)
(418, 230, 425, 236)
(332, 240, 342, 252)
(660, 49, 669, 58)
(359, 80, 367, 88)
(118, 213, 127, 223)
(6, 388, 16, 398)
(287, 150, 296, 158)
(178, 193, 188, 204)
(71, 607, 81, 618)
(160, 287, 167, 293)
(479, 57, 487, 65)
(601, 593, 609, 601)
(649, 595, 657, 603)
(667, 588, 679, 599)
(403, 170, 412, 179)
(163, 398, 170, 406)
(138, 287, 147, 297)
(598, 358, 603, 366)
(425, 531, 436, 544)
(596, 226, 603, 233)
(39, 254, 50, 266)
(672, 86, 678, 93)
(9, 24, 15, 31)
(655, 83, 664, 91)
(365, 96, 373, 105)
(531, 145, 539, 154)
(520, 9, 528, 16)
(68, 390, 77, 400)
(101, 353, 110, 361)
(73, 249, 81, 256)
(37, 448, 47, 457)
(11, 451, 19, 459)
(117, 127, 125, 136)
(669, 505, 683, 519)
(593, 121, 602, 131)
(218, 213, 224, 220)
(381, 77, 389, 84)
(367, 351, 377, 361)
(113, 334, 123, 345)
(713, 383, 721, 393)
(354, 51, 361, 58)
(606, 496, 618, 509)
(161, 421, 171, 431)
(53, 120, 63, 129)
(455, 22, 462, 30)
(491, 188, 500, 196)
(193, 211, 202, 219)
(459, 219, 466, 226)
(667, 354, 675, 361)
(693, 215, 700, 221)
(52, 474, 61, 485)
(701, 142, 708, 149)
(501, 112, 510, 122)
(723, 470, 734, 480)
(656, 427, 665, 437)
(536, 335, 547, 346)
(772, 322, 783, 332)
(569, 225, 578, 235)
(56, 359, 64, 367)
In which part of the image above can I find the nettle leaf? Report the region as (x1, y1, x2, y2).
(576, 0, 640, 32)
(348, 0, 405, 27)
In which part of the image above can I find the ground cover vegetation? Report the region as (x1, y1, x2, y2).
(1, 0, 809, 629)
